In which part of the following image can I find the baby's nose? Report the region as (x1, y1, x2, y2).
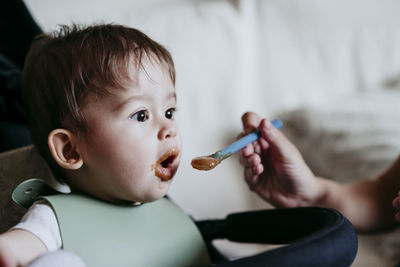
(158, 122, 177, 140)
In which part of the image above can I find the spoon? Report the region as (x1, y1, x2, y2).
(191, 119, 282, 171)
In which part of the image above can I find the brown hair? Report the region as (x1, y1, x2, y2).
(22, 24, 175, 181)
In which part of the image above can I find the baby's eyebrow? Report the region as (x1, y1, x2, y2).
(112, 91, 177, 112)
(168, 92, 177, 102)
(112, 94, 146, 112)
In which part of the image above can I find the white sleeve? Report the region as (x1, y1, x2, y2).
(12, 201, 62, 251)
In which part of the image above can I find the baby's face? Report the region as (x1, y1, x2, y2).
(75, 59, 181, 203)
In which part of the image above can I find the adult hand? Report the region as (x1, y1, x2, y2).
(239, 112, 322, 208)
(392, 192, 400, 222)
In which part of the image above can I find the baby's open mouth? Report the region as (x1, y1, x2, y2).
(153, 148, 179, 181)
(161, 154, 175, 168)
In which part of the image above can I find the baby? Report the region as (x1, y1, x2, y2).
(0, 24, 183, 266)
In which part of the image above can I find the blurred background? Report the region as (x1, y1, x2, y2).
(3, 0, 400, 265)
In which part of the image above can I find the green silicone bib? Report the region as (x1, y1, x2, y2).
(13, 179, 210, 267)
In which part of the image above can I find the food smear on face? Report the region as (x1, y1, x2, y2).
(153, 148, 179, 181)
(191, 156, 220, 171)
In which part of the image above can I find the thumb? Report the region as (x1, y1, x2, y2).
(241, 112, 262, 133)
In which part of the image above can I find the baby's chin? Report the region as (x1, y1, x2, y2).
(99, 188, 169, 205)
(126, 187, 171, 204)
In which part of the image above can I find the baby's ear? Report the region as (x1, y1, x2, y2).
(48, 129, 83, 170)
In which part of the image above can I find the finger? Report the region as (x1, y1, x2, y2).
(258, 137, 270, 151)
(253, 161, 264, 176)
(244, 167, 261, 191)
(259, 118, 295, 155)
(241, 111, 262, 132)
(240, 153, 261, 169)
(244, 167, 256, 187)
(245, 158, 264, 180)
(239, 153, 251, 167)
(253, 141, 262, 155)
(396, 212, 400, 223)
(241, 143, 255, 157)
(248, 153, 261, 167)
(392, 196, 400, 210)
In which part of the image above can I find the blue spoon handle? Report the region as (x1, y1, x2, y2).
(218, 119, 282, 156)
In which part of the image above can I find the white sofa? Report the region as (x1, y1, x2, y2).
(2, 0, 400, 265)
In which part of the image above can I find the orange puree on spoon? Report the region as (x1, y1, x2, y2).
(191, 156, 220, 171)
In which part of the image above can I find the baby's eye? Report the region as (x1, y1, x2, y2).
(130, 110, 149, 122)
(165, 108, 176, 120)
